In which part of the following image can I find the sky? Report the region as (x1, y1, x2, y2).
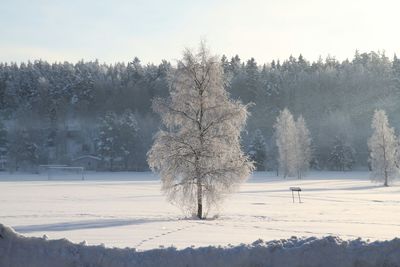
(1, 0, 400, 65)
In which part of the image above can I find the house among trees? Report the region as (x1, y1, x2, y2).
(0, 157, 7, 171)
(71, 155, 101, 171)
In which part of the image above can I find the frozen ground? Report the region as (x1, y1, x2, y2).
(0, 171, 399, 251)
(2, 224, 400, 267)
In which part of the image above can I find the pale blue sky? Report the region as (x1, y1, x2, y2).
(1, 0, 399, 64)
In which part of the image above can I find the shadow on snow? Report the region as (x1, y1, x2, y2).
(13, 218, 170, 233)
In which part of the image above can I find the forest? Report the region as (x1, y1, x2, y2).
(0, 51, 399, 172)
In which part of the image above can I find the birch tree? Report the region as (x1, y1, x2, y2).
(274, 109, 296, 178)
(147, 43, 254, 219)
(294, 116, 312, 179)
(368, 109, 398, 186)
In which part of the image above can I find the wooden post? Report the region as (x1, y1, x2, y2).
(290, 187, 302, 203)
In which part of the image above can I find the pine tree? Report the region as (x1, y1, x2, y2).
(148, 43, 254, 219)
(274, 109, 297, 178)
(248, 129, 267, 171)
(119, 110, 139, 170)
(244, 58, 260, 103)
(267, 133, 280, 175)
(368, 109, 398, 186)
(393, 54, 400, 94)
(97, 110, 138, 171)
(328, 136, 355, 171)
(0, 120, 8, 169)
(9, 129, 38, 171)
(97, 112, 119, 171)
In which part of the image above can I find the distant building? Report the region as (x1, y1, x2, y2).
(71, 155, 101, 171)
(0, 158, 7, 171)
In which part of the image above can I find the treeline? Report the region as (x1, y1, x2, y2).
(0, 51, 399, 171)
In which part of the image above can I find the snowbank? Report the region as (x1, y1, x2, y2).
(1, 224, 400, 267)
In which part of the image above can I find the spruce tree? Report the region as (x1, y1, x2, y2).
(248, 129, 267, 171)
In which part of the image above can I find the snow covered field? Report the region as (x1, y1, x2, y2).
(1, 171, 399, 251)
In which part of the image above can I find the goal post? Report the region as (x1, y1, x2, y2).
(46, 166, 85, 181)
(38, 164, 68, 174)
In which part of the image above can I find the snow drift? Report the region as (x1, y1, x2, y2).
(1, 223, 400, 267)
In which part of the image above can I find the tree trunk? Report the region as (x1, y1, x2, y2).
(196, 81, 204, 219)
(197, 179, 203, 219)
(382, 125, 388, 187)
(124, 157, 128, 171)
(384, 171, 388, 186)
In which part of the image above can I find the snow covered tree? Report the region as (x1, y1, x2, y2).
(274, 109, 296, 178)
(0, 120, 8, 169)
(147, 43, 254, 219)
(97, 110, 138, 171)
(9, 129, 38, 171)
(97, 112, 120, 171)
(328, 136, 355, 171)
(275, 111, 311, 178)
(368, 109, 398, 186)
(397, 137, 400, 169)
(294, 116, 312, 179)
(118, 110, 139, 170)
(266, 134, 279, 175)
(248, 129, 267, 171)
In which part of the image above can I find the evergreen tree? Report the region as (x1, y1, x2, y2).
(328, 136, 355, 171)
(1, 51, 400, 170)
(0, 120, 8, 169)
(248, 129, 267, 171)
(267, 133, 280, 175)
(244, 58, 260, 103)
(119, 110, 139, 170)
(97, 112, 120, 171)
(97, 110, 138, 171)
(9, 129, 38, 171)
(392, 54, 400, 91)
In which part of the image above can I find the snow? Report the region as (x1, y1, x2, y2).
(0, 171, 399, 253)
(1, 224, 400, 267)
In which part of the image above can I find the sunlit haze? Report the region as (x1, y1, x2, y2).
(1, 0, 399, 64)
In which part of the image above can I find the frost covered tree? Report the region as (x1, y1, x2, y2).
(147, 43, 254, 219)
(275, 111, 311, 178)
(294, 116, 312, 179)
(328, 136, 355, 171)
(266, 134, 279, 175)
(97, 112, 120, 170)
(9, 129, 38, 171)
(368, 109, 398, 186)
(0, 120, 8, 169)
(248, 129, 267, 171)
(97, 110, 138, 171)
(118, 111, 139, 169)
(274, 109, 296, 178)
